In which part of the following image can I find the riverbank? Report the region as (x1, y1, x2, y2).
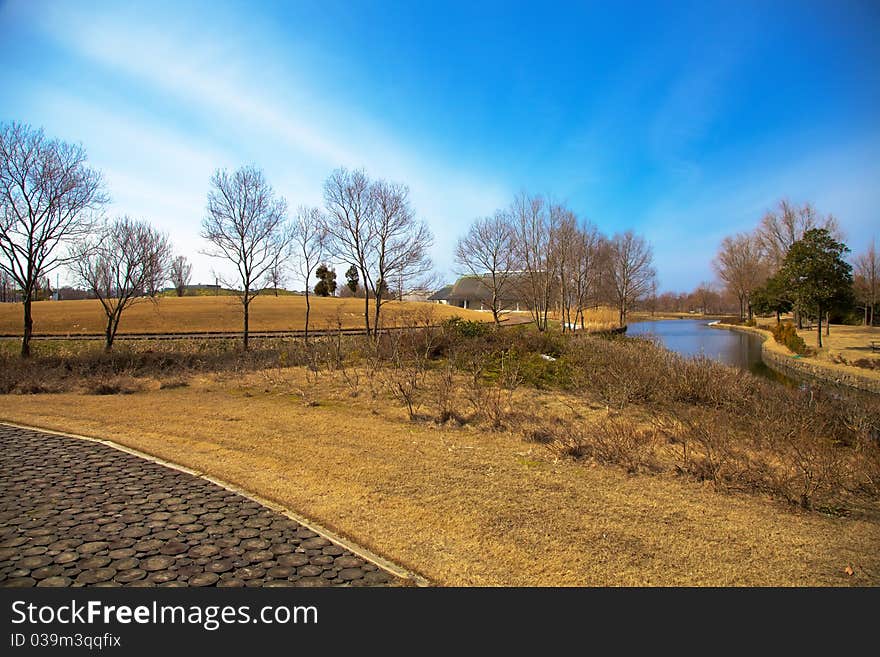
(630, 311, 734, 322)
(712, 322, 880, 395)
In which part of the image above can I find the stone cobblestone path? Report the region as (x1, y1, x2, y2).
(0, 424, 402, 587)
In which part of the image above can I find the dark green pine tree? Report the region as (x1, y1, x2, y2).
(314, 264, 337, 297)
(751, 271, 793, 324)
(778, 228, 854, 348)
(345, 265, 359, 294)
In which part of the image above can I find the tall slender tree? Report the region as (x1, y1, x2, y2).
(511, 193, 557, 331)
(291, 206, 326, 340)
(0, 122, 107, 356)
(323, 168, 375, 336)
(170, 255, 192, 297)
(368, 180, 433, 334)
(200, 165, 290, 350)
(454, 211, 518, 326)
(854, 239, 878, 326)
(608, 230, 655, 327)
(713, 232, 766, 321)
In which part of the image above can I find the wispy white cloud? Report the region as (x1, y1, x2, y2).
(10, 0, 510, 286)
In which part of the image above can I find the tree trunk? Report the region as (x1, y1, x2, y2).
(105, 317, 115, 352)
(825, 311, 830, 336)
(491, 292, 500, 327)
(21, 296, 33, 358)
(816, 306, 823, 349)
(243, 298, 250, 351)
(361, 268, 371, 337)
(373, 293, 382, 341)
(304, 289, 310, 342)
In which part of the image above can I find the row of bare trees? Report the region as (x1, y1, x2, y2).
(455, 192, 655, 329)
(0, 122, 200, 355)
(642, 281, 733, 316)
(712, 199, 877, 326)
(198, 165, 434, 349)
(0, 121, 437, 354)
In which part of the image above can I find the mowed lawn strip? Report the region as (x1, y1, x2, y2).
(2, 385, 877, 586)
(0, 295, 491, 335)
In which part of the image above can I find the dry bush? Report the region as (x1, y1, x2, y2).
(85, 375, 146, 395)
(382, 362, 425, 421)
(432, 362, 461, 424)
(545, 416, 659, 474)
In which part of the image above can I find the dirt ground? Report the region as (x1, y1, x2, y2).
(2, 368, 877, 587)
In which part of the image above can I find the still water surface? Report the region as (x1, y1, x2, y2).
(627, 319, 790, 383)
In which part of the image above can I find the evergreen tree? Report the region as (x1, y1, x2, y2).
(751, 272, 793, 323)
(778, 228, 854, 348)
(314, 264, 337, 297)
(345, 265, 359, 294)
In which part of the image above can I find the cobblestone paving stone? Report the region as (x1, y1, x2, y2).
(0, 425, 400, 587)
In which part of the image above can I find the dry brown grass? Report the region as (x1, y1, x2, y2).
(547, 305, 620, 330)
(0, 295, 489, 335)
(2, 366, 878, 586)
(751, 319, 880, 382)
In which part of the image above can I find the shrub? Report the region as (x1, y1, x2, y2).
(770, 321, 811, 355)
(441, 316, 489, 339)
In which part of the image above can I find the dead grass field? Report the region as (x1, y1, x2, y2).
(0, 295, 490, 335)
(2, 367, 877, 586)
(751, 318, 880, 382)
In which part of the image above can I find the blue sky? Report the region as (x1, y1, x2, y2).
(1, 0, 878, 291)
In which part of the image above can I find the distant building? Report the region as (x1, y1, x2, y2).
(429, 275, 528, 311)
(401, 288, 433, 303)
(427, 285, 453, 305)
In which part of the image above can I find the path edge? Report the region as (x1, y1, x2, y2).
(0, 420, 431, 587)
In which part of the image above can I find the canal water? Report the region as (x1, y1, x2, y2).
(627, 318, 793, 384)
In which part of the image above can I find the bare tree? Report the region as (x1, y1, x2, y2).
(0, 270, 11, 302)
(323, 168, 375, 336)
(756, 200, 841, 269)
(569, 220, 604, 329)
(713, 232, 766, 321)
(454, 211, 518, 326)
(368, 180, 433, 333)
(608, 230, 655, 327)
(854, 238, 878, 326)
(511, 193, 558, 331)
(0, 122, 107, 356)
(170, 255, 192, 297)
(266, 258, 287, 296)
(291, 205, 326, 340)
(200, 165, 290, 350)
(70, 217, 171, 351)
(553, 209, 605, 332)
(694, 281, 717, 314)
